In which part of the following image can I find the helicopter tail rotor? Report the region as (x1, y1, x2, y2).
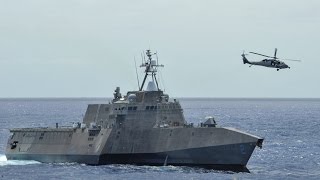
(242, 50, 248, 57)
(274, 48, 278, 59)
(242, 51, 250, 64)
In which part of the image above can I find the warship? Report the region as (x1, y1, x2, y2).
(6, 50, 263, 172)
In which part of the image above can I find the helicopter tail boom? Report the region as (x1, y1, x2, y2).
(242, 54, 251, 64)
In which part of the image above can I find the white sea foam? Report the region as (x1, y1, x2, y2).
(0, 154, 40, 166)
(0, 155, 7, 162)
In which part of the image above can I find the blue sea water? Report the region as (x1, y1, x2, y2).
(0, 98, 319, 180)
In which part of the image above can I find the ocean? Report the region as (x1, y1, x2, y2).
(0, 98, 319, 180)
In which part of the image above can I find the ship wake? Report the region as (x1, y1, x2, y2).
(0, 154, 40, 166)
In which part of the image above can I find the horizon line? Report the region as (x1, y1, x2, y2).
(0, 97, 320, 99)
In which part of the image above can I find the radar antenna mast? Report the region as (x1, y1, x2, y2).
(134, 57, 140, 89)
(139, 50, 164, 91)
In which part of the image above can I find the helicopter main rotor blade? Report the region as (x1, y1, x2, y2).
(281, 58, 302, 62)
(249, 52, 273, 58)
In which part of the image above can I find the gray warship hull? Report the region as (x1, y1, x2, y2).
(6, 144, 255, 171)
(5, 49, 263, 172)
(6, 126, 263, 171)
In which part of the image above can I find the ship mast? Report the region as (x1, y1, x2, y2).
(139, 50, 164, 91)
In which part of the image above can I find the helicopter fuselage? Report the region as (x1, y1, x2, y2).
(242, 54, 290, 70)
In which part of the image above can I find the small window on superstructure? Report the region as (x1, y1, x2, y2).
(146, 106, 150, 110)
(150, 106, 154, 110)
(128, 107, 133, 111)
(133, 106, 137, 110)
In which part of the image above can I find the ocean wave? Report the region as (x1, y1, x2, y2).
(0, 154, 40, 166)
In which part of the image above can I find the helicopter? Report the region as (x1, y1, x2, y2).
(242, 48, 301, 71)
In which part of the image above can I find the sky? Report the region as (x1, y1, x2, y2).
(0, 0, 320, 98)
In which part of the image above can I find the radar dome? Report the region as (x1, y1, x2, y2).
(128, 94, 137, 102)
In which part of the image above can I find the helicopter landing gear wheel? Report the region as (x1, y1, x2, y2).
(277, 69, 279, 71)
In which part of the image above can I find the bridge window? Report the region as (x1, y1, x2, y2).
(146, 106, 157, 110)
(128, 106, 137, 111)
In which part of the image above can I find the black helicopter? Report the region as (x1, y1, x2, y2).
(242, 48, 301, 71)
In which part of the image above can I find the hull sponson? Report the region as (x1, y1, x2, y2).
(99, 142, 256, 166)
(103, 127, 261, 155)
